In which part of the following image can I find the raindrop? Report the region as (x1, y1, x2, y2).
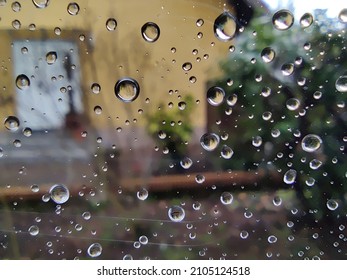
(94, 106, 102, 115)
(32, 0, 50, 8)
(272, 9, 294, 31)
(261, 87, 272, 97)
(196, 18, 204, 27)
(139, 235, 148, 245)
(11, 1, 21, 12)
(106, 18, 117, 31)
(15, 74, 30, 90)
(273, 196, 282, 206)
(182, 62, 192, 71)
(195, 174, 205, 184)
(30, 184, 39, 193)
(141, 22, 160, 43)
(23, 127, 32, 137)
(82, 211, 91, 220)
(114, 77, 140, 102)
(213, 12, 237, 41)
(4, 116, 20, 132)
(313, 91, 322, 100)
(335, 76, 347, 92)
(300, 13, 313, 28)
(240, 230, 249, 239)
(301, 134, 322, 153)
(226, 94, 237, 106)
(49, 184, 70, 204)
(268, 235, 278, 243)
(123, 254, 133, 260)
(283, 169, 297, 184)
(338, 8, 347, 23)
(207, 86, 225, 106)
(137, 187, 148, 201)
(46, 51, 57, 65)
(28, 225, 39, 236)
(67, 2, 79, 15)
(286, 98, 300, 111)
(220, 192, 233, 205)
(281, 63, 294, 76)
(91, 83, 101, 94)
(309, 159, 322, 170)
(54, 27, 61, 35)
(180, 157, 193, 169)
(200, 133, 220, 151)
(189, 76, 197, 83)
(13, 139, 21, 148)
(168, 205, 185, 222)
(178, 101, 186, 110)
(12, 19, 21, 29)
(326, 199, 338, 211)
(262, 111, 272, 121)
(252, 136, 262, 147)
(87, 243, 102, 258)
(261, 47, 276, 63)
(221, 145, 234, 159)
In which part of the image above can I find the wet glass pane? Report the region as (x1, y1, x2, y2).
(0, 0, 346, 260)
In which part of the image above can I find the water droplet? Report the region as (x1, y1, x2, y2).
(196, 18, 204, 27)
(141, 22, 160, 42)
(226, 93, 237, 106)
(309, 159, 322, 170)
(139, 235, 148, 245)
(106, 18, 117, 31)
(133, 241, 141, 249)
(28, 225, 39, 236)
(252, 136, 262, 147)
(46, 51, 57, 65)
(94, 106, 102, 115)
(180, 157, 193, 169)
(335, 76, 347, 92)
(283, 169, 297, 184)
(158, 130, 167, 140)
(273, 196, 282, 206)
(182, 62, 192, 71)
(91, 83, 101, 94)
(300, 13, 313, 28)
(49, 184, 70, 204)
(214, 12, 237, 41)
(301, 134, 322, 153)
(313, 91, 322, 100)
(326, 199, 338, 211)
(137, 187, 148, 201)
(305, 177, 315, 187)
(22, 127, 32, 137)
(200, 133, 220, 151)
(4, 116, 20, 132)
(262, 111, 272, 121)
(268, 235, 278, 243)
(123, 254, 133, 260)
(240, 230, 249, 239)
(195, 174, 205, 184)
(114, 77, 140, 102)
(67, 2, 79, 16)
(87, 243, 102, 258)
(189, 76, 197, 83)
(12, 19, 21, 29)
(16, 74, 30, 90)
(221, 145, 234, 159)
(32, 0, 50, 8)
(286, 98, 300, 111)
(207, 86, 225, 106)
(11, 1, 21, 12)
(82, 211, 91, 220)
(54, 27, 61, 35)
(281, 63, 294, 76)
(220, 192, 233, 205)
(168, 205, 185, 222)
(261, 47, 276, 63)
(178, 101, 186, 110)
(30, 184, 39, 193)
(261, 87, 272, 97)
(272, 9, 294, 31)
(338, 8, 347, 23)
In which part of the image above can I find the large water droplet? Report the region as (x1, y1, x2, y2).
(200, 133, 220, 151)
(180, 156, 193, 169)
(141, 22, 160, 42)
(106, 18, 117, 31)
(87, 243, 102, 258)
(214, 12, 237, 41)
(168, 205, 185, 222)
(67, 2, 79, 16)
(272, 9, 294, 30)
(301, 134, 322, 152)
(283, 169, 297, 184)
(286, 98, 300, 111)
(220, 192, 233, 205)
(49, 184, 70, 204)
(261, 47, 276, 63)
(28, 225, 39, 236)
(207, 86, 225, 106)
(221, 145, 234, 159)
(137, 187, 148, 201)
(16, 74, 30, 90)
(46, 51, 57, 65)
(114, 77, 140, 102)
(326, 199, 338, 211)
(32, 0, 50, 9)
(338, 8, 347, 23)
(300, 13, 313, 28)
(335, 76, 347, 92)
(4, 116, 20, 132)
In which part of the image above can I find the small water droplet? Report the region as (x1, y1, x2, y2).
(106, 18, 117, 31)
(261, 47, 276, 63)
(46, 51, 57, 65)
(54, 27, 61, 35)
(94, 106, 102, 115)
(214, 12, 237, 41)
(28, 225, 39, 236)
(141, 22, 160, 42)
(220, 192, 233, 205)
(49, 184, 70, 204)
(221, 145, 234, 159)
(326, 199, 338, 211)
(123, 254, 133, 260)
(168, 205, 185, 222)
(335, 76, 347, 92)
(139, 235, 148, 245)
(30, 184, 39, 193)
(137, 187, 148, 201)
(286, 98, 300, 111)
(240, 230, 249, 239)
(261, 87, 272, 97)
(338, 8, 347, 23)
(87, 243, 102, 258)
(4, 116, 20, 132)
(12, 19, 21, 29)
(178, 101, 186, 110)
(281, 63, 294, 76)
(268, 235, 278, 243)
(32, 0, 50, 9)
(22, 127, 32, 137)
(91, 83, 101, 94)
(182, 62, 192, 71)
(262, 111, 272, 121)
(67, 2, 79, 16)
(272, 9, 294, 30)
(300, 13, 313, 28)
(11, 1, 21, 12)
(200, 133, 220, 151)
(180, 157, 193, 169)
(207, 86, 225, 106)
(82, 211, 91, 220)
(226, 93, 237, 106)
(252, 136, 262, 147)
(189, 76, 197, 83)
(114, 77, 140, 102)
(301, 134, 322, 152)
(196, 18, 204, 27)
(309, 159, 322, 170)
(16, 74, 30, 90)
(273, 196, 282, 206)
(283, 169, 297, 184)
